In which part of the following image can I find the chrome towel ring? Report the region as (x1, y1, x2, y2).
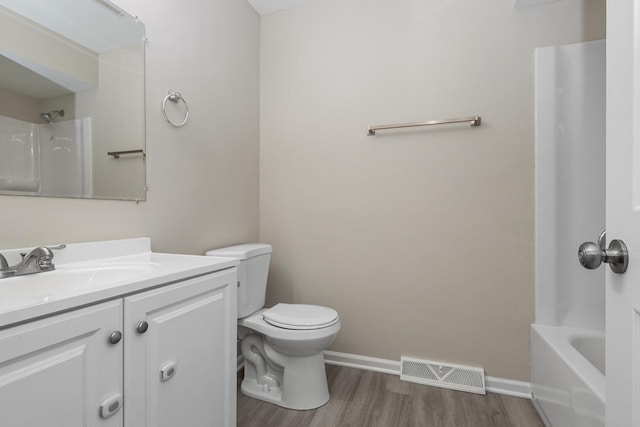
(162, 90, 189, 127)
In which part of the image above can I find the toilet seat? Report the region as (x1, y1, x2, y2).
(239, 309, 341, 341)
(263, 303, 339, 330)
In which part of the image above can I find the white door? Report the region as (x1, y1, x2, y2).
(0, 300, 123, 427)
(124, 270, 237, 427)
(607, 2, 640, 426)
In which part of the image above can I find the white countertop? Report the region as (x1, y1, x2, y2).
(0, 238, 238, 328)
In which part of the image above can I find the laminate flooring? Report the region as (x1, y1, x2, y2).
(237, 365, 546, 427)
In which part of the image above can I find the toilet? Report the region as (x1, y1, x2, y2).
(205, 243, 340, 410)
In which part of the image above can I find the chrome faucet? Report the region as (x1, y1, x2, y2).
(12, 246, 56, 276)
(0, 244, 65, 279)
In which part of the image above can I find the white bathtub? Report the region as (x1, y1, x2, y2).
(531, 325, 605, 427)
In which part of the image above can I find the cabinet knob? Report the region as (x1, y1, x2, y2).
(137, 321, 149, 334)
(109, 331, 122, 344)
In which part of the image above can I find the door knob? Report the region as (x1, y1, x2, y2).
(578, 238, 629, 274)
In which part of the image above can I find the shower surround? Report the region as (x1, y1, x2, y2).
(533, 39, 605, 427)
(0, 114, 92, 198)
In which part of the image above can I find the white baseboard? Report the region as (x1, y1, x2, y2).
(485, 376, 532, 399)
(323, 350, 532, 399)
(323, 350, 400, 375)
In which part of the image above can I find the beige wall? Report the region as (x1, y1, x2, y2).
(0, 0, 260, 255)
(260, 0, 605, 381)
(0, 87, 39, 122)
(76, 45, 145, 200)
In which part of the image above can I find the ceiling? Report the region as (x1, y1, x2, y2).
(248, 0, 319, 15)
(0, 0, 143, 53)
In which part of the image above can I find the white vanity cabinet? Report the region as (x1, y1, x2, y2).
(0, 266, 236, 427)
(0, 300, 125, 427)
(124, 269, 237, 427)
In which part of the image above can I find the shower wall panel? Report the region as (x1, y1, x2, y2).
(0, 115, 39, 192)
(535, 40, 606, 330)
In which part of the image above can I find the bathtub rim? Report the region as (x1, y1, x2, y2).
(531, 323, 605, 404)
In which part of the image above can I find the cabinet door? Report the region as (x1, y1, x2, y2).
(0, 300, 123, 427)
(124, 269, 237, 427)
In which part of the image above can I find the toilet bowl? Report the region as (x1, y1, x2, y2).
(205, 244, 341, 410)
(238, 305, 341, 409)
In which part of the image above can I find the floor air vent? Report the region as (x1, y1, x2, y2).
(400, 356, 486, 395)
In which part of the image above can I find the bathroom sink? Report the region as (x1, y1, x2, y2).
(55, 262, 159, 284)
(0, 238, 239, 327)
(0, 261, 162, 303)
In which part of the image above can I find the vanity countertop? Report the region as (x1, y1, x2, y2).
(0, 238, 238, 328)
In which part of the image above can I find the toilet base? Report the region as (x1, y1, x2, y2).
(241, 346, 330, 410)
(240, 373, 330, 411)
(240, 378, 284, 405)
(238, 309, 340, 411)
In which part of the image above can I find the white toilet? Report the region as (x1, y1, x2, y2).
(205, 243, 341, 410)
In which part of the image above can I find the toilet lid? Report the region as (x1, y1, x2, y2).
(263, 303, 339, 330)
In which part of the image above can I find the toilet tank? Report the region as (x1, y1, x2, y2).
(205, 243, 272, 319)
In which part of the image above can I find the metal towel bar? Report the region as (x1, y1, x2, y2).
(367, 115, 481, 136)
(107, 149, 146, 159)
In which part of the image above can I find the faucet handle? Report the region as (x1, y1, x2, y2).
(18, 245, 62, 261)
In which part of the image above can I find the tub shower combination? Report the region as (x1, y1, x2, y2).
(533, 39, 605, 427)
(0, 114, 92, 198)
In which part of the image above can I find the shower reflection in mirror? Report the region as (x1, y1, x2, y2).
(0, 0, 146, 201)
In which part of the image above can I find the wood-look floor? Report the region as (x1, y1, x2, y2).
(237, 365, 545, 427)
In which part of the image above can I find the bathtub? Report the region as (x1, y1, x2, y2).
(531, 325, 605, 427)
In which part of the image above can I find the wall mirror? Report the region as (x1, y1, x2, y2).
(0, 0, 146, 201)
